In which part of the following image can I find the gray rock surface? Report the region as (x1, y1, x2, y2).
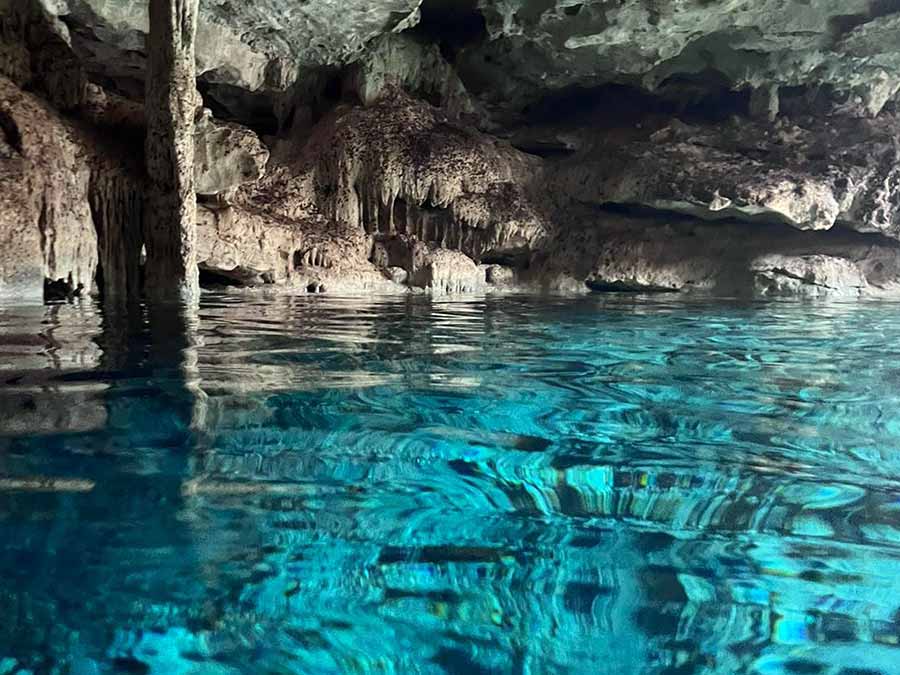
(348, 33, 480, 121)
(27, 0, 900, 124)
(552, 115, 900, 236)
(193, 110, 269, 197)
(751, 254, 869, 298)
(39, 0, 420, 90)
(462, 0, 900, 118)
(536, 211, 900, 298)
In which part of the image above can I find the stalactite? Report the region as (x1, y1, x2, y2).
(303, 93, 548, 259)
(144, 0, 200, 301)
(90, 169, 144, 300)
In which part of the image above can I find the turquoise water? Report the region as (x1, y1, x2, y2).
(1, 294, 899, 674)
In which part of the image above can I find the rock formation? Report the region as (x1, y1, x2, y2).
(143, 0, 200, 300)
(0, 75, 142, 302)
(5, 0, 900, 301)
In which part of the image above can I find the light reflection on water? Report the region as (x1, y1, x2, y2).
(1, 294, 900, 674)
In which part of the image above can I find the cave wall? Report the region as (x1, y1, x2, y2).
(0, 75, 143, 302)
(4, 0, 900, 301)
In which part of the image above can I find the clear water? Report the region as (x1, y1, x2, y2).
(1, 294, 899, 675)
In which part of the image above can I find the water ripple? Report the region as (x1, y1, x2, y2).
(1, 294, 900, 673)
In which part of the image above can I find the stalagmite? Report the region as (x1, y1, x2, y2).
(143, 0, 200, 300)
(749, 84, 779, 122)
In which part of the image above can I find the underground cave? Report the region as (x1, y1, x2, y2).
(1, 0, 900, 673)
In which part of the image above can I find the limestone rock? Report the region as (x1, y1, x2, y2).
(536, 210, 900, 298)
(21, 0, 900, 128)
(0, 75, 113, 301)
(553, 114, 900, 236)
(236, 90, 550, 269)
(751, 254, 868, 298)
(411, 247, 483, 295)
(142, 0, 201, 302)
(483, 264, 514, 285)
(348, 33, 481, 122)
(386, 266, 408, 285)
(40, 0, 421, 94)
(193, 110, 269, 197)
(196, 204, 401, 294)
(369, 241, 391, 268)
(461, 0, 900, 118)
(10, 0, 900, 301)
(196, 205, 309, 285)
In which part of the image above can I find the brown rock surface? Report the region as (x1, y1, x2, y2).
(0, 75, 141, 302)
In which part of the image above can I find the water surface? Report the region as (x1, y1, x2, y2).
(1, 294, 899, 674)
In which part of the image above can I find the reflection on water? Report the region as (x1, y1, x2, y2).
(1, 294, 900, 674)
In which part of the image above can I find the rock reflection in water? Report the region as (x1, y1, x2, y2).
(1, 295, 900, 674)
(0, 302, 106, 436)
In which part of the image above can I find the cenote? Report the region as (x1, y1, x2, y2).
(7, 0, 900, 672)
(1, 294, 899, 674)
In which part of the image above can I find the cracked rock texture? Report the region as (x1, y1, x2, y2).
(40, 0, 421, 93)
(750, 254, 870, 298)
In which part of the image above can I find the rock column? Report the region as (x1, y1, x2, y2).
(143, 0, 200, 300)
(749, 84, 779, 122)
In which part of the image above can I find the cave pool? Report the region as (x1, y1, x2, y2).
(1, 293, 899, 674)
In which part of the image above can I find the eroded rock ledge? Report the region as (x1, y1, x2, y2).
(5, 0, 900, 301)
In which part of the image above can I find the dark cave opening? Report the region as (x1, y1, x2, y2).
(408, 0, 487, 63)
(480, 251, 530, 270)
(0, 108, 22, 154)
(656, 71, 750, 122)
(198, 79, 280, 137)
(586, 279, 680, 293)
(93, 262, 104, 301)
(199, 267, 248, 289)
(519, 73, 751, 131)
(521, 83, 666, 126)
(43, 276, 83, 303)
(199, 265, 272, 289)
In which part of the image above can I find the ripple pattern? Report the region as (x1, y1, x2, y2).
(1, 295, 900, 674)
